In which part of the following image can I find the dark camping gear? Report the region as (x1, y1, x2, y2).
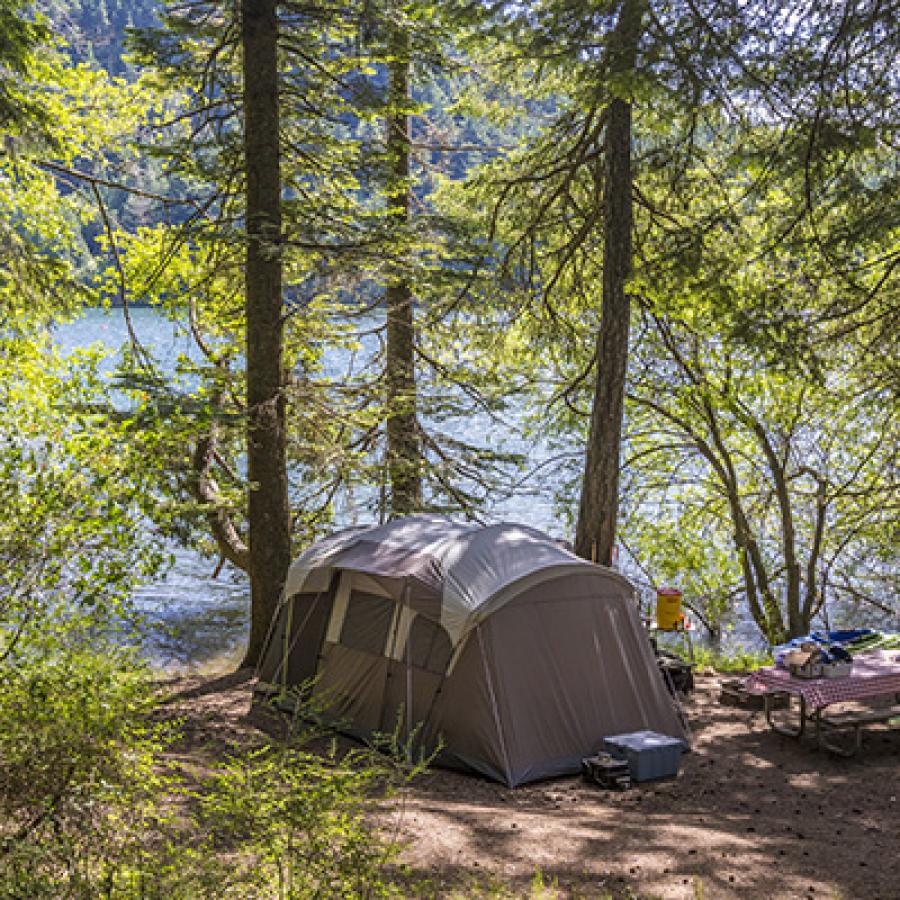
(719, 678, 789, 710)
(581, 753, 632, 790)
(656, 651, 694, 696)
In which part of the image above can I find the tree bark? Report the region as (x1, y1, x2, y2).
(384, 24, 423, 516)
(696, 398, 783, 642)
(575, 0, 644, 565)
(241, 0, 291, 668)
(191, 423, 250, 573)
(802, 470, 828, 627)
(740, 413, 805, 636)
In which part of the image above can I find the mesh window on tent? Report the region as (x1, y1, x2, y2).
(340, 591, 394, 655)
(408, 616, 453, 674)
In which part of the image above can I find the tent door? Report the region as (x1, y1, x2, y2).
(282, 582, 335, 690)
(379, 611, 453, 751)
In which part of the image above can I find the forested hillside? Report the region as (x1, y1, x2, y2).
(42, 0, 159, 74)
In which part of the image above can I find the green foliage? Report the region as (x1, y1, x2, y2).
(1, 558, 418, 898)
(0, 646, 167, 899)
(619, 136, 897, 641)
(0, 16, 161, 326)
(0, 341, 172, 898)
(0, 661, 418, 898)
(113, 0, 530, 540)
(0, 0, 50, 129)
(198, 741, 413, 899)
(0, 356, 419, 893)
(38, 0, 161, 77)
(443, 13, 898, 640)
(683, 645, 773, 674)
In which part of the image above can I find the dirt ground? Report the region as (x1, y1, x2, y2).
(157, 670, 900, 900)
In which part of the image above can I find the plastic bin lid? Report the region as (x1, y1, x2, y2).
(604, 730, 685, 751)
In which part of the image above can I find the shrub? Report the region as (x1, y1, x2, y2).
(198, 741, 414, 899)
(0, 640, 171, 898)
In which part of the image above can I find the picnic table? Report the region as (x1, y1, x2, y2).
(744, 651, 900, 755)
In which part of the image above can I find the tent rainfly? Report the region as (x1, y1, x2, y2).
(255, 515, 688, 787)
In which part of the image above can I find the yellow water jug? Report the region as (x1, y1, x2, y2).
(656, 587, 684, 630)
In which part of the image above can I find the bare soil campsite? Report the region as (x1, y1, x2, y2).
(159, 670, 900, 900)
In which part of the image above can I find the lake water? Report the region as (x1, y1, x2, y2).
(55, 308, 894, 670)
(54, 309, 252, 672)
(55, 307, 564, 672)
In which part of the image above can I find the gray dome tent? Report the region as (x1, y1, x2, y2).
(255, 515, 687, 787)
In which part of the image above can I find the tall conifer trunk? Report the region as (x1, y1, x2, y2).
(384, 24, 422, 515)
(575, 0, 644, 565)
(241, 0, 291, 667)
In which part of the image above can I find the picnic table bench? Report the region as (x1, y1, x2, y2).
(744, 651, 900, 757)
(817, 704, 900, 755)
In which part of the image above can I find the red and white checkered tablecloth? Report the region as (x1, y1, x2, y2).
(744, 651, 900, 710)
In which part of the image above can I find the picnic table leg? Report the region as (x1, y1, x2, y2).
(815, 707, 863, 758)
(766, 691, 805, 737)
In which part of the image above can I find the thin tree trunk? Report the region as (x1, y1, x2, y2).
(385, 24, 422, 516)
(575, 0, 644, 564)
(737, 410, 804, 636)
(802, 471, 828, 627)
(191, 420, 250, 572)
(701, 399, 785, 642)
(241, 0, 291, 668)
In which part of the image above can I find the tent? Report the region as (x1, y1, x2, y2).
(255, 515, 688, 787)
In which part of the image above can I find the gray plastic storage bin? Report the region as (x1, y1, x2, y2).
(602, 730, 684, 782)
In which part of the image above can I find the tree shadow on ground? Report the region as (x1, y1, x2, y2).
(391, 680, 899, 898)
(156, 666, 256, 701)
(153, 670, 899, 898)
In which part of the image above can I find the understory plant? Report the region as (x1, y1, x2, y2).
(197, 739, 418, 899)
(0, 342, 418, 898)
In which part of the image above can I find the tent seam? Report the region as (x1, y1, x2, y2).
(477, 624, 514, 787)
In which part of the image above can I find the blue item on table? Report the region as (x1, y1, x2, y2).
(811, 629, 874, 644)
(774, 630, 879, 665)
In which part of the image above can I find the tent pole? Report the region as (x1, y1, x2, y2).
(477, 624, 513, 786)
(404, 579, 412, 762)
(281, 593, 292, 695)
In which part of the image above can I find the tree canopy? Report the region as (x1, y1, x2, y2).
(2, 0, 896, 659)
(0, 0, 897, 893)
